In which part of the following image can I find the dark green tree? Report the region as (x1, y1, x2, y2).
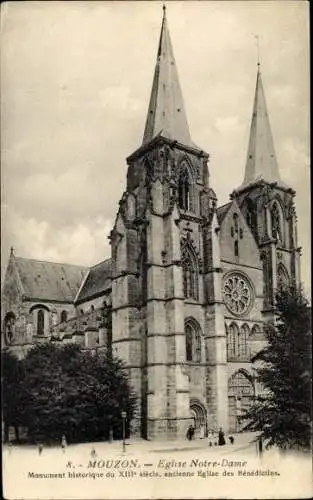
(242, 285, 312, 451)
(20, 343, 136, 443)
(2, 350, 26, 442)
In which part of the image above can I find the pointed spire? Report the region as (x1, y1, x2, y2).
(241, 65, 283, 187)
(142, 6, 191, 146)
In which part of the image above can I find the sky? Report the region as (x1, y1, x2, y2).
(1, 1, 310, 296)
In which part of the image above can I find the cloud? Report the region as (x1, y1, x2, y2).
(2, 209, 111, 267)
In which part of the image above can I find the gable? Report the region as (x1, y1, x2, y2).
(1, 257, 25, 318)
(219, 200, 262, 269)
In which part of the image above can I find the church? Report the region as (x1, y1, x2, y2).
(1, 7, 301, 440)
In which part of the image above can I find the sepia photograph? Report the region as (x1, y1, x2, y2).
(1, 1, 311, 499)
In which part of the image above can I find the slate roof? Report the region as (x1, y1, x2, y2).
(75, 258, 112, 304)
(14, 257, 88, 303)
(216, 202, 232, 225)
(142, 7, 192, 148)
(238, 67, 289, 191)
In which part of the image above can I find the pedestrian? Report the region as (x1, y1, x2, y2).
(186, 425, 193, 441)
(257, 435, 263, 457)
(90, 447, 97, 458)
(218, 427, 226, 446)
(190, 426, 195, 440)
(229, 436, 234, 445)
(38, 443, 43, 456)
(61, 434, 67, 452)
(207, 429, 213, 447)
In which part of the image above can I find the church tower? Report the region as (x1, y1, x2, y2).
(110, 6, 228, 439)
(232, 64, 301, 318)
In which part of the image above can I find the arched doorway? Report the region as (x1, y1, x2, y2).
(228, 370, 254, 432)
(190, 399, 207, 438)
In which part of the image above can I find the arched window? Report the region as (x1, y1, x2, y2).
(233, 213, 239, 233)
(271, 202, 282, 241)
(231, 214, 240, 258)
(246, 198, 257, 232)
(277, 264, 290, 289)
(251, 324, 262, 340)
(178, 166, 192, 211)
(182, 243, 199, 301)
(234, 240, 239, 257)
(228, 370, 254, 432)
(4, 312, 16, 344)
(227, 322, 238, 359)
(185, 319, 202, 362)
(37, 310, 45, 336)
(60, 310, 68, 323)
(239, 324, 250, 358)
(185, 324, 193, 361)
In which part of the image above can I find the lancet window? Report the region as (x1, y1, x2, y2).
(277, 264, 290, 289)
(227, 322, 250, 361)
(4, 312, 16, 344)
(178, 163, 194, 212)
(185, 319, 202, 362)
(37, 310, 45, 336)
(246, 198, 257, 232)
(178, 168, 190, 211)
(182, 243, 199, 301)
(60, 310, 68, 323)
(239, 324, 250, 358)
(271, 202, 282, 242)
(227, 322, 238, 359)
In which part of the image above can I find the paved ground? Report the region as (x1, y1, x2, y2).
(2, 431, 259, 459)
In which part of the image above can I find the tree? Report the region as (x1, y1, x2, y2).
(2, 350, 26, 442)
(19, 343, 136, 443)
(242, 286, 312, 451)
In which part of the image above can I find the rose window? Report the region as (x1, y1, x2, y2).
(224, 274, 252, 315)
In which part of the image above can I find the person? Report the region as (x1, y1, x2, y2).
(38, 443, 43, 455)
(229, 436, 234, 445)
(61, 434, 67, 452)
(90, 447, 97, 458)
(207, 429, 213, 447)
(218, 427, 226, 446)
(257, 436, 263, 457)
(186, 425, 193, 441)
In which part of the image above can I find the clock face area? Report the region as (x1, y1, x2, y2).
(223, 273, 253, 316)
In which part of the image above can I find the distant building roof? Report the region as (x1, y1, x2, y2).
(14, 257, 88, 303)
(216, 202, 232, 224)
(75, 259, 112, 304)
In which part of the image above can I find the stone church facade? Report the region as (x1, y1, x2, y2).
(1, 8, 301, 440)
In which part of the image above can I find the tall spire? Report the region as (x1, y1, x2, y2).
(241, 65, 282, 187)
(142, 5, 191, 146)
